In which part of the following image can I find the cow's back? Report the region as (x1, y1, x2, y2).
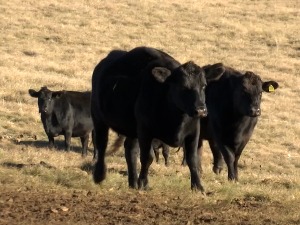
(91, 47, 178, 137)
(53, 91, 93, 137)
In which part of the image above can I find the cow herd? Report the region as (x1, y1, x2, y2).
(29, 46, 278, 192)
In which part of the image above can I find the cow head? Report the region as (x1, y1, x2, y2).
(152, 62, 225, 118)
(28, 86, 64, 114)
(233, 71, 279, 117)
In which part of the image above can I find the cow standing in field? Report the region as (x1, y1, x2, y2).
(91, 46, 225, 191)
(180, 65, 279, 180)
(199, 65, 278, 181)
(29, 87, 95, 157)
(109, 135, 170, 167)
(152, 139, 170, 166)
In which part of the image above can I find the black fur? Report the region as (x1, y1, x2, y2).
(29, 87, 95, 157)
(91, 46, 224, 191)
(198, 65, 279, 180)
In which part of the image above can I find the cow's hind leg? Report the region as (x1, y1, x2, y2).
(162, 144, 170, 166)
(153, 147, 160, 163)
(92, 120, 109, 184)
(124, 137, 139, 189)
(80, 134, 89, 157)
(181, 147, 187, 166)
(91, 130, 97, 160)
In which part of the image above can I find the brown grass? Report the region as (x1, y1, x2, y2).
(0, 0, 299, 224)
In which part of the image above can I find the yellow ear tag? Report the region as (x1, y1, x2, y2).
(268, 85, 275, 92)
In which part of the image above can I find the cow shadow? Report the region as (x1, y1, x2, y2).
(1, 161, 56, 169)
(80, 161, 128, 177)
(18, 139, 91, 155)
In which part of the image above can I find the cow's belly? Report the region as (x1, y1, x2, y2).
(157, 134, 184, 148)
(102, 110, 137, 138)
(72, 122, 93, 137)
(45, 126, 63, 137)
(152, 118, 198, 148)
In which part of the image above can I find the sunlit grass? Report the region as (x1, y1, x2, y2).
(0, 0, 299, 224)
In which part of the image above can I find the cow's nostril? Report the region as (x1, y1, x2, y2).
(250, 107, 261, 116)
(256, 108, 261, 116)
(196, 107, 207, 117)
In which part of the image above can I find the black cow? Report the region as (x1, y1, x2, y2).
(181, 65, 278, 180)
(108, 135, 170, 167)
(200, 65, 278, 181)
(152, 139, 170, 166)
(29, 87, 95, 157)
(91, 46, 225, 191)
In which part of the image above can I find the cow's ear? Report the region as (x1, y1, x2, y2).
(152, 67, 172, 83)
(204, 63, 225, 82)
(28, 89, 39, 98)
(52, 91, 64, 98)
(262, 81, 279, 92)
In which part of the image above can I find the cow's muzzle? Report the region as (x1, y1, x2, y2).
(193, 107, 207, 118)
(250, 107, 261, 117)
(39, 108, 48, 113)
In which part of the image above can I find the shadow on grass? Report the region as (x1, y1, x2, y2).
(1, 161, 56, 169)
(18, 139, 93, 156)
(80, 161, 94, 174)
(80, 161, 128, 177)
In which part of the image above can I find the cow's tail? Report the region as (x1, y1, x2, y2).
(106, 134, 125, 156)
(91, 113, 109, 184)
(93, 161, 107, 184)
(93, 133, 108, 183)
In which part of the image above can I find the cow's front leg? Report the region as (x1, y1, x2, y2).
(185, 134, 205, 193)
(64, 131, 72, 151)
(208, 139, 224, 175)
(197, 139, 204, 174)
(124, 137, 139, 189)
(233, 153, 242, 181)
(220, 146, 236, 180)
(138, 132, 153, 190)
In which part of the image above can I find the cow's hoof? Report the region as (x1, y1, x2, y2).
(137, 178, 148, 190)
(129, 181, 138, 189)
(191, 186, 205, 195)
(213, 166, 223, 175)
(93, 163, 107, 184)
(228, 176, 237, 182)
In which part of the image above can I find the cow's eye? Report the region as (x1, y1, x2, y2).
(202, 85, 206, 90)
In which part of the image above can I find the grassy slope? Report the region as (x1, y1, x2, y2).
(0, 0, 299, 224)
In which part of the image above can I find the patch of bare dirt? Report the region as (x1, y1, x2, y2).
(0, 186, 296, 225)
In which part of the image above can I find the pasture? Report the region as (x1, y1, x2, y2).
(0, 0, 299, 224)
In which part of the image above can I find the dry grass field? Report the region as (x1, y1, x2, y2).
(0, 0, 299, 224)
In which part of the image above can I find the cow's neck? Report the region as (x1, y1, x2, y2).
(154, 98, 198, 147)
(42, 112, 60, 133)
